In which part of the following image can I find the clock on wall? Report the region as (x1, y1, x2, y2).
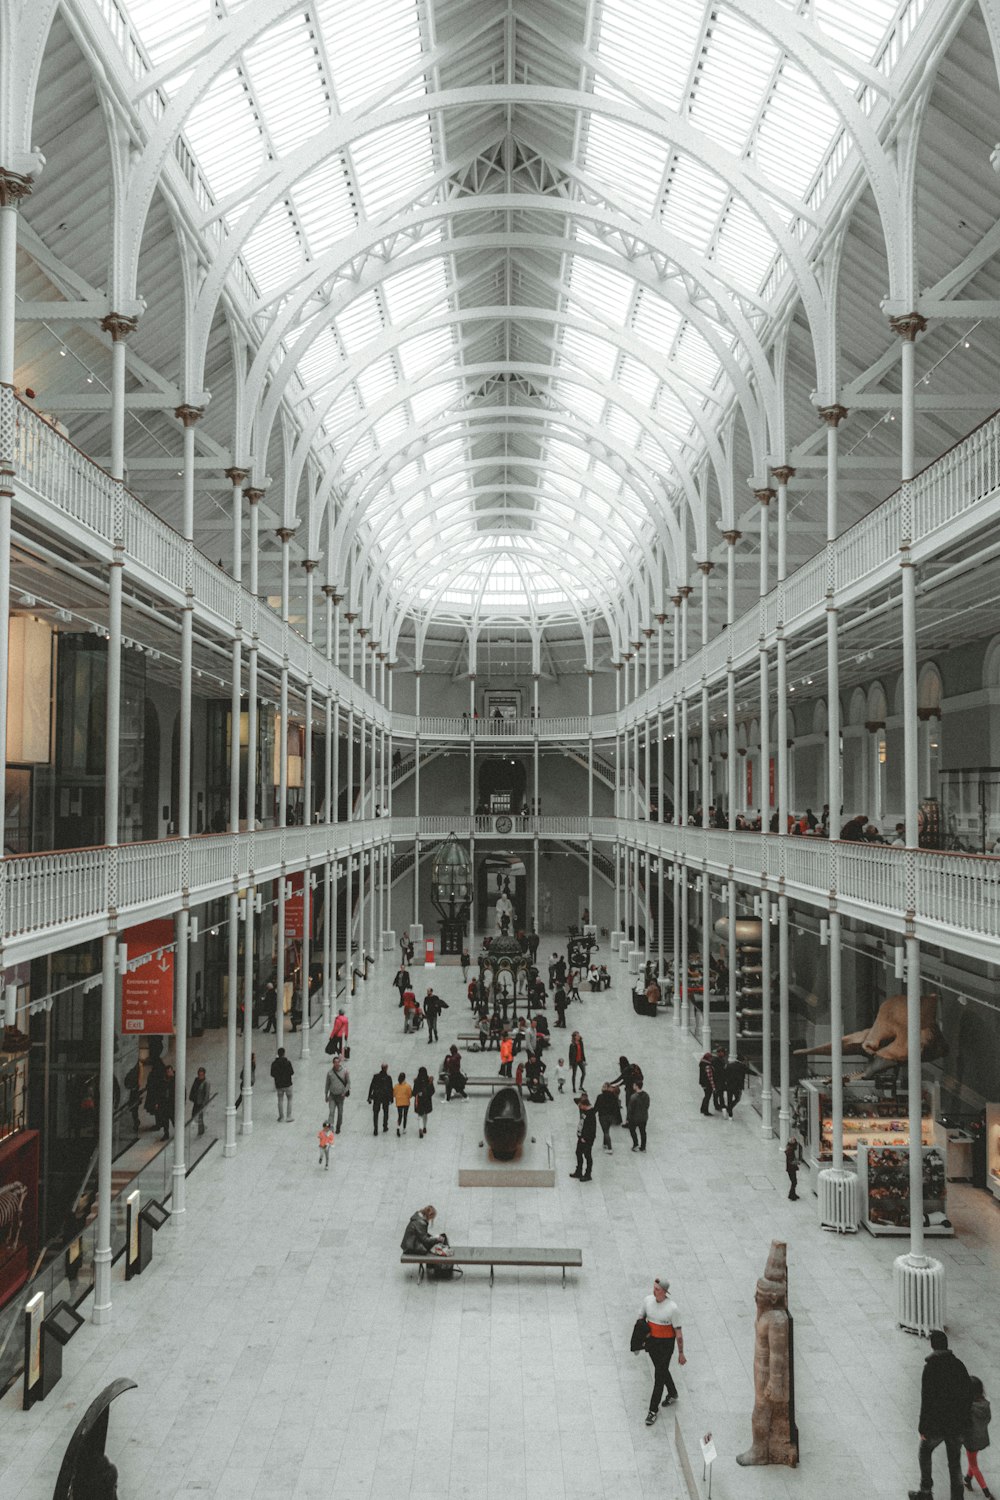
(495, 814, 513, 834)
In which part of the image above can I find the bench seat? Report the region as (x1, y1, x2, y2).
(401, 1245, 582, 1286)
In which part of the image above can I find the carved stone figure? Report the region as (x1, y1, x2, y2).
(737, 1241, 798, 1468)
(794, 992, 947, 1078)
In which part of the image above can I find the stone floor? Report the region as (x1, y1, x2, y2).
(1, 944, 999, 1499)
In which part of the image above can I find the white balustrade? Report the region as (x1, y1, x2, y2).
(5, 847, 107, 935)
(117, 840, 184, 910)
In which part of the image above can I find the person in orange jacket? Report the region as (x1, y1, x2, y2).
(499, 1032, 514, 1078)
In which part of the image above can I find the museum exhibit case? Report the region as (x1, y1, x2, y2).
(856, 1145, 953, 1237)
(803, 1079, 935, 1170)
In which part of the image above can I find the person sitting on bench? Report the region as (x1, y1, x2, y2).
(401, 1204, 456, 1277)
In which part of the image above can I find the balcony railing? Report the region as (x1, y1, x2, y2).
(5, 816, 999, 968)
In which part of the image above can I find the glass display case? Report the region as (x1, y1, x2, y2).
(803, 1079, 933, 1168)
(986, 1103, 1000, 1201)
(856, 1145, 953, 1237)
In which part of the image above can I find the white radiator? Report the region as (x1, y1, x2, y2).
(895, 1254, 946, 1336)
(818, 1167, 859, 1233)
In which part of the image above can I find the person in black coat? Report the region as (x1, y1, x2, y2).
(553, 985, 568, 1028)
(393, 968, 410, 1006)
(423, 989, 448, 1044)
(909, 1330, 972, 1500)
(724, 1056, 748, 1117)
(596, 1083, 620, 1152)
(569, 1092, 597, 1181)
(367, 1063, 394, 1135)
(698, 1052, 716, 1115)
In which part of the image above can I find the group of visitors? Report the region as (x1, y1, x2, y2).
(697, 1045, 748, 1118)
(568, 1047, 650, 1182)
(908, 1330, 992, 1500)
(365, 1059, 436, 1138)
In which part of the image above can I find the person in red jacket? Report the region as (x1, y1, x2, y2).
(329, 1008, 349, 1055)
(569, 1031, 587, 1093)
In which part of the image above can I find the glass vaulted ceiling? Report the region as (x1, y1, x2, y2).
(121, 0, 920, 625)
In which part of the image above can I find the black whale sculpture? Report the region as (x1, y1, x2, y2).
(484, 1086, 527, 1161)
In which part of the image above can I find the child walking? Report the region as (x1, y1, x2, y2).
(394, 1072, 412, 1136)
(317, 1120, 335, 1169)
(965, 1376, 993, 1496)
(554, 1057, 567, 1093)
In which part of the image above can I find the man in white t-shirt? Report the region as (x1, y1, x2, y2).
(638, 1277, 686, 1425)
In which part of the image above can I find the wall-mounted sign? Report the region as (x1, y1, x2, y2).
(121, 919, 175, 1035)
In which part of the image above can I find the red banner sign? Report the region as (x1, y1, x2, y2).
(424, 938, 436, 965)
(121, 919, 175, 1035)
(0, 1129, 39, 1309)
(285, 872, 311, 942)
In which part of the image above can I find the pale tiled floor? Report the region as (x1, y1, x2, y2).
(2, 945, 999, 1500)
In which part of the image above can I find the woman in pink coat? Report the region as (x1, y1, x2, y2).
(329, 1008, 349, 1056)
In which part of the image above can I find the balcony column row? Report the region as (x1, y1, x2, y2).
(223, 466, 247, 1161)
(241, 488, 262, 1137)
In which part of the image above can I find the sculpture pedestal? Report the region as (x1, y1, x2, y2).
(894, 1252, 946, 1335)
(817, 1166, 859, 1233)
(459, 1131, 555, 1188)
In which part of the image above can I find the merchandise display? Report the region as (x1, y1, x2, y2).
(856, 1145, 954, 1237)
(802, 1079, 934, 1167)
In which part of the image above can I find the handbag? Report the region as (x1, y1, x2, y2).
(630, 1316, 648, 1354)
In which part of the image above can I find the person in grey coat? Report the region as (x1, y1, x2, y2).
(324, 1058, 350, 1132)
(627, 1081, 650, 1152)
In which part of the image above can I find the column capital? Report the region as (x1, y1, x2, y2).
(377, 651, 387, 662)
(357, 626, 368, 639)
(632, 640, 644, 652)
(696, 560, 714, 576)
(344, 612, 357, 623)
(613, 661, 624, 671)
(754, 487, 776, 506)
(678, 585, 693, 599)
(643, 626, 654, 639)
(0, 169, 34, 207)
(817, 403, 848, 427)
(244, 486, 264, 506)
(100, 312, 139, 343)
(771, 465, 796, 485)
(671, 594, 682, 609)
(917, 706, 941, 722)
(655, 613, 667, 624)
(888, 312, 927, 342)
(413, 668, 423, 678)
(224, 466, 249, 487)
(275, 526, 297, 543)
(174, 403, 204, 428)
(622, 651, 634, 662)
(720, 530, 742, 546)
(322, 586, 343, 603)
(864, 719, 886, 733)
(387, 660, 397, 671)
(301, 557, 319, 573)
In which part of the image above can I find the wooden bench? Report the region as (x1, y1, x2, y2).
(401, 1245, 582, 1287)
(437, 1072, 511, 1092)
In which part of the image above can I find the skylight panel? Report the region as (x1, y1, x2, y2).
(553, 381, 605, 426)
(120, 0, 206, 66)
(297, 328, 341, 393)
(616, 356, 659, 408)
(185, 68, 267, 199)
(326, 386, 364, 436)
(631, 291, 683, 351)
(335, 291, 385, 357)
(547, 440, 588, 473)
(410, 383, 461, 426)
(291, 159, 358, 258)
(581, 116, 670, 220)
(242, 14, 330, 157)
(712, 198, 779, 294)
(592, 0, 704, 114)
(383, 259, 450, 325)
(660, 157, 729, 255)
(565, 258, 634, 326)
(812, 0, 903, 59)
(241, 203, 303, 294)
(350, 116, 434, 220)
(689, 12, 780, 154)
(317, 0, 425, 112)
(605, 406, 641, 449)
(560, 329, 618, 384)
(373, 409, 408, 448)
(753, 65, 841, 201)
(673, 325, 719, 389)
(398, 329, 455, 383)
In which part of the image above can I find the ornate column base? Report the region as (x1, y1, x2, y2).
(817, 1166, 859, 1233)
(894, 1253, 945, 1335)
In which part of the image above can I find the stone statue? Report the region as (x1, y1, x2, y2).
(794, 992, 947, 1079)
(737, 1241, 798, 1468)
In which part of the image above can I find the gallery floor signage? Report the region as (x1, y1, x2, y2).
(120, 919, 175, 1035)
